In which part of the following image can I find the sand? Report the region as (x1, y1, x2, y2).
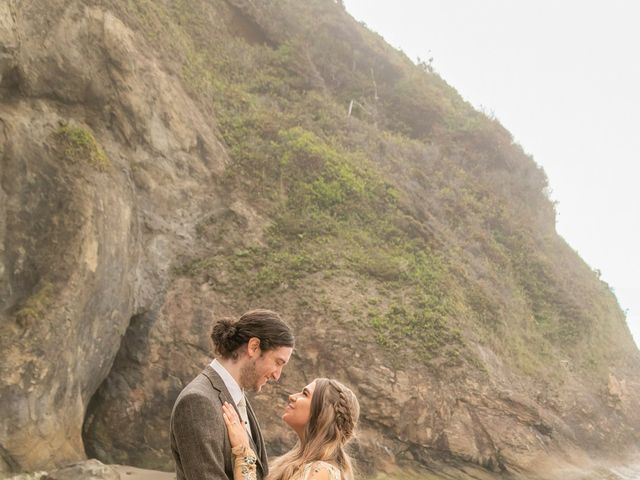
(111, 465, 176, 480)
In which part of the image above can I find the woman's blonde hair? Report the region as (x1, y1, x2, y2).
(268, 378, 360, 480)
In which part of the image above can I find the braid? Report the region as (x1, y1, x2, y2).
(331, 382, 356, 440)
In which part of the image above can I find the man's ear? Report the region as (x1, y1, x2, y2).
(247, 337, 261, 358)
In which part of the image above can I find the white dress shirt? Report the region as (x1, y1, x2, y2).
(210, 359, 253, 439)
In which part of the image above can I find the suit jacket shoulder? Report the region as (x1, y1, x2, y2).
(170, 366, 234, 480)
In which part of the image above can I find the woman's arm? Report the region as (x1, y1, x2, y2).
(222, 402, 257, 480)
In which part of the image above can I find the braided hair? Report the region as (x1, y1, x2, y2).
(268, 378, 360, 480)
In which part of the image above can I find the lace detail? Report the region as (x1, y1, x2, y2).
(232, 445, 257, 480)
(239, 458, 257, 480)
(301, 461, 341, 480)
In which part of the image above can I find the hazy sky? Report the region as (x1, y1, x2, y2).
(343, 0, 640, 348)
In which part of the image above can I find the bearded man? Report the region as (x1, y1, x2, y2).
(170, 309, 295, 480)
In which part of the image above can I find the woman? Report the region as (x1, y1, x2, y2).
(223, 378, 359, 480)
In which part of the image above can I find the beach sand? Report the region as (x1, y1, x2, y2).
(111, 465, 176, 480)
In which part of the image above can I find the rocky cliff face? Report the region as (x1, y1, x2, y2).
(1, 1, 639, 479)
(0, 1, 227, 472)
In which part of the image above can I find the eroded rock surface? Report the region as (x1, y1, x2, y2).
(0, 1, 227, 473)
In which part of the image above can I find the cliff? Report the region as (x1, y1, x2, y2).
(1, 1, 639, 479)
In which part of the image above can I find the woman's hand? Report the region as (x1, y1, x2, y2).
(222, 401, 250, 449)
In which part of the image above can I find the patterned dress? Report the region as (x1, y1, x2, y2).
(232, 447, 341, 480)
(300, 461, 341, 480)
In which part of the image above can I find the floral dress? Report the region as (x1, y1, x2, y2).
(232, 446, 341, 480)
(299, 461, 341, 480)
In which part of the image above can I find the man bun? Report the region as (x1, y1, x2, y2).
(210, 317, 242, 358)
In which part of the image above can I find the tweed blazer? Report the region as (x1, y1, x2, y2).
(170, 365, 268, 480)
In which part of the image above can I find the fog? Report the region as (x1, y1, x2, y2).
(343, 0, 640, 349)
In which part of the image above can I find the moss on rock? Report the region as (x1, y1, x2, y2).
(55, 124, 111, 171)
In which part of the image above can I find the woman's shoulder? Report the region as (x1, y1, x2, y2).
(301, 461, 341, 480)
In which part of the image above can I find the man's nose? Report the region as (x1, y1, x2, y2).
(273, 366, 282, 381)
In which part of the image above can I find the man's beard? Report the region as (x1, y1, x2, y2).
(239, 358, 261, 392)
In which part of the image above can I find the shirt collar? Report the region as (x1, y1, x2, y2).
(210, 358, 244, 405)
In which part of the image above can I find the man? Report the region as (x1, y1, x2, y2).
(170, 309, 295, 480)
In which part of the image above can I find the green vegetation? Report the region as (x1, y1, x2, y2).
(55, 124, 111, 171)
(114, 0, 631, 377)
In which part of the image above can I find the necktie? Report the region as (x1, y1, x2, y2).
(237, 395, 253, 440)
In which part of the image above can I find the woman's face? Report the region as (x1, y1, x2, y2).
(282, 381, 316, 435)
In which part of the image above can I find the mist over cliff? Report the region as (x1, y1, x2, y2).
(1, 1, 639, 479)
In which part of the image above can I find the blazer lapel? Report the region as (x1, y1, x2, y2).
(202, 366, 233, 402)
(246, 398, 268, 476)
(202, 365, 267, 477)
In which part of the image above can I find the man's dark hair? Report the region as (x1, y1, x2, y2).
(211, 309, 294, 360)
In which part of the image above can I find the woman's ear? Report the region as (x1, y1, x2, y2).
(247, 337, 261, 357)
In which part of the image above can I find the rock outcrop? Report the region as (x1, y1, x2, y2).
(1, 1, 639, 479)
(0, 2, 227, 473)
(5, 459, 121, 480)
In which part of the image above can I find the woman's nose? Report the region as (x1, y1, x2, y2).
(288, 393, 296, 402)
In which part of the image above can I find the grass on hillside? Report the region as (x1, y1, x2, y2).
(113, 0, 628, 379)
